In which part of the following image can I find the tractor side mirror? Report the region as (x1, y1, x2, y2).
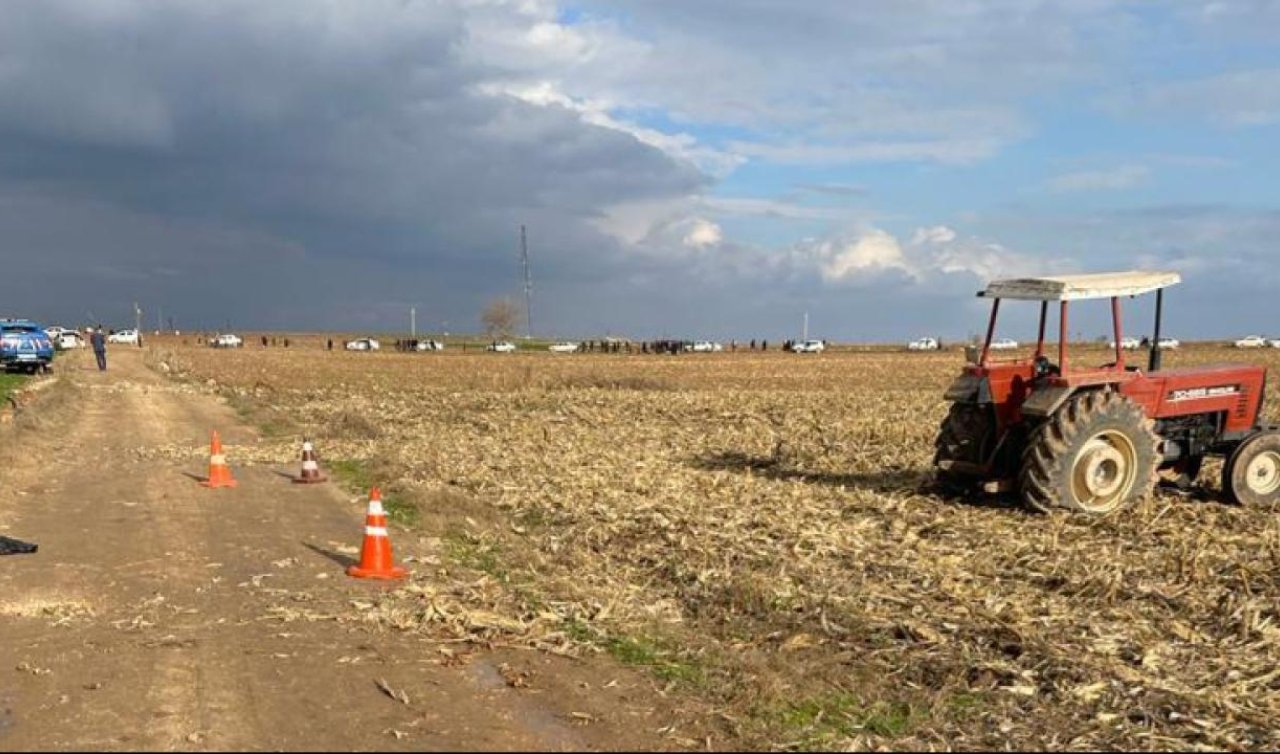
(964, 345, 979, 364)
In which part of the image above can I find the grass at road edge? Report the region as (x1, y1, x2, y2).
(774, 694, 919, 746)
(326, 459, 421, 528)
(0, 373, 29, 404)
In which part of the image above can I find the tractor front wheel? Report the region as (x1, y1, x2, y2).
(1020, 390, 1160, 515)
(1222, 432, 1280, 507)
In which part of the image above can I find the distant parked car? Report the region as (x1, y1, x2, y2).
(908, 337, 939, 351)
(487, 341, 516, 353)
(107, 329, 139, 345)
(690, 341, 723, 353)
(345, 338, 381, 351)
(1235, 335, 1269, 349)
(989, 338, 1019, 351)
(0, 319, 55, 373)
(1109, 336, 1142, 350)
(415, 340, 445, 352)
(1158, 337, 1180, 350)
(211, 333, 243, 349)
(548, 342, 579, 353)
(56, 331, 85, 350)
(792, 339, 826, 353)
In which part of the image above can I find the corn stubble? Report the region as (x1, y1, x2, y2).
(154, 343, 1280, 751)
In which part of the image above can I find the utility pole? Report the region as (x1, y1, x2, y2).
(134, 302, 143, 348)
(803, 311, 809, 341)
(410, 306, 417, 339)
(520, 225, 533, 340)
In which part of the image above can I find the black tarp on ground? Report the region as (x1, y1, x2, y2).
(0, 536, 37, 555)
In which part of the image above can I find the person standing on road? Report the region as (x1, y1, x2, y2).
(91, 326, 107, 371)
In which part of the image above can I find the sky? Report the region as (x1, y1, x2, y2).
(2, 0, 1279, 341)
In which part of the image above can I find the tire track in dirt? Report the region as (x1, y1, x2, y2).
(122, 381, 256, 750)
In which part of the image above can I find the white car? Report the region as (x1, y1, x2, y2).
(1235, 335, 1269, 349)
(107, 329, 139, 344)
(690, 341, 723, 353)
(415, 340, 445, 352)
(1158, 337, 1180, 350)
(211, 333, 243, 348)
(345, 338, 381, 351)
(1109, 337, 1142, 350)
(548, 342, 579, 353)
(908, 337, 939, 351)
(56, 331, 85, 350)
(44, 326, 69, 340)
(487, 341, 516, 353)
(792, 339, 826, 353)
(989, 338, 1019, 351)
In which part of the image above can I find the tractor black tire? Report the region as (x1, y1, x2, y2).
(1222, 432, 1280, 507)
(1019, 389, 1160, 515)
(933, 403, 995, 493)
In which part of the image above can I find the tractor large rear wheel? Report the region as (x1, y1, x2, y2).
(1020, 390, 1159, 515)
(1222, 432, 1280, 507)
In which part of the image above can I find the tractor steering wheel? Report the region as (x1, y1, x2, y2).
(1034, 355, 1060, 379)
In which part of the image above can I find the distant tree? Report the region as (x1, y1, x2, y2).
(482, 297, 522, 340)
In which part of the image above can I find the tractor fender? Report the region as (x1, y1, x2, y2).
(1020, 385, 1076, 418)
(945, 374, 990, 403)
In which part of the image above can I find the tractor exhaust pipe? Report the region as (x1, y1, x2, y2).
(1149, 287, 1164, 373)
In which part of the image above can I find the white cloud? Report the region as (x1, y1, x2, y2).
(912, 225, 958, 245)
(1049, 164, 1150, 192)
(818, 230, 913, 282)
(729, 138, 1005, 166)
(809, 225, 1046, 286)
(683, 218, 722, 248)
(700, 196, 845, 221)
(478, 80, 741, 176)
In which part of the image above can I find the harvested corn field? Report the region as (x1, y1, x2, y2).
(154, 342, 1280, 750)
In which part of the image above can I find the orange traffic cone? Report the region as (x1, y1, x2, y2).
(292, 438, 327, 484)
(347, 488, 406, 580)
(200, 430, 238, 488)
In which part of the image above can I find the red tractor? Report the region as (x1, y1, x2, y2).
(934, 271, 1280, 514)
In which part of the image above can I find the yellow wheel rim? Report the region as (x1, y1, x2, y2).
(1245, 450, 1280, 496)
(1070, 430, 1138, 513)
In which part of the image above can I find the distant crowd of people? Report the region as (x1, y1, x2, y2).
(176, 334, 819, 354)
(640, 339, 778, 354)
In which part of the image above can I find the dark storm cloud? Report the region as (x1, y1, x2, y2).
(0, 1, 705, 332)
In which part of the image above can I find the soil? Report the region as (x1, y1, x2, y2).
(0, 350, 710, 751)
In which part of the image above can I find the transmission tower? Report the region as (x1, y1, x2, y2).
(520, 225, 533, 339)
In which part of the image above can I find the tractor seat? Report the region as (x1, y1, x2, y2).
(1034, 355, 1060, 379)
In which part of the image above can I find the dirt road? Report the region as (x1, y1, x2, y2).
(0, 350, 698, 751)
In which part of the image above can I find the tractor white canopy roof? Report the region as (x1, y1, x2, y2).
(980, 270, 1181, 301)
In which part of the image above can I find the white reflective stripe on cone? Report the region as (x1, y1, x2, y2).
(302, 460, 319, 471)
(365, 526, 389, 537)
(210, 454, 227, 465)
(302, 442, 314, 452)
(368, 502, 385, 516)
